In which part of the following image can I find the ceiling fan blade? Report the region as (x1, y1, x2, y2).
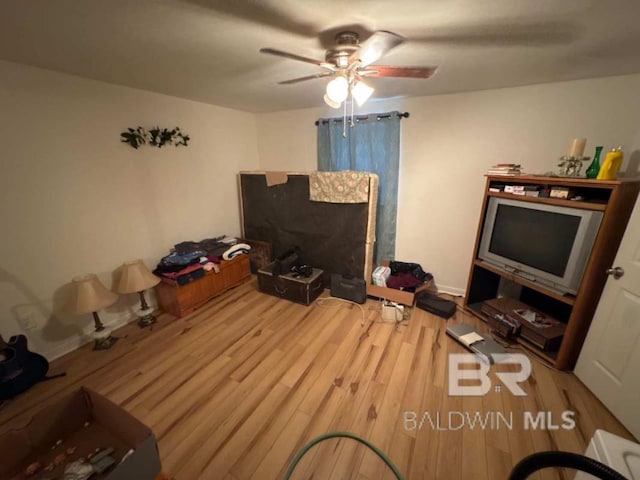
(361, 66, 438, 79)
(260, 48, 335, 71)
(351, 30, 406, 67)
(278, 72, 335, 85)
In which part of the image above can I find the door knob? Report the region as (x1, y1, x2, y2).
(606, 266, 624, 279)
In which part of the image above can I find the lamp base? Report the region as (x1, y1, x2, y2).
(93, 327, 118, 350)
(136, 307, 156, 328)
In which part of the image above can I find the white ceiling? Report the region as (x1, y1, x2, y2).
(2, 0, 640, 113)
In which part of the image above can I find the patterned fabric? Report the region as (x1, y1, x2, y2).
(308, 171, 373, 203)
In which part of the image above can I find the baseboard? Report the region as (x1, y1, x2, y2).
(435, 285, 466, 297)
(44, 313, 133, 361)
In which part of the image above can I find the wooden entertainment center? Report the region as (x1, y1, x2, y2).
(465, 175, 640, 370)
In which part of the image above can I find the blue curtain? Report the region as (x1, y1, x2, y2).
(317, 111, 401, 263)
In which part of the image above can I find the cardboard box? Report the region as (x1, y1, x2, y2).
(0, 388, 161, 480)
(366, 260, 435, 306)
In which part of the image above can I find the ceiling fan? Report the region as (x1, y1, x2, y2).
(260, 30, 437, 107)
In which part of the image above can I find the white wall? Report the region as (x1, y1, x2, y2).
(0, 61, 259, 359)
(255, 74, 640, 294)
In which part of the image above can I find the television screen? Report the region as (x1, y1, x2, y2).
(489, 204, 581, 277)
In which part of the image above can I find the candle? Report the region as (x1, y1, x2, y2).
(568, 138, 586, 157)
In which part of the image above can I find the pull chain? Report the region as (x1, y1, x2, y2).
(342, 98, 347, 138)
(350, 96, 355, 128)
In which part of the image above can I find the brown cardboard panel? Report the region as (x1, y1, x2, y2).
(87, 389, 150, 445)
(0, 390, 92, 477)
(0, 388, 160, 480)
(367, 284, 416, 305)
(265, 171, 288, 186)
(367, 259, 435, 306)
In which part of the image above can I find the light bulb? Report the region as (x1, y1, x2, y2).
(323, 94, 341, 109)
(326, 76, 349, 103)
(351, 80, 374, 106)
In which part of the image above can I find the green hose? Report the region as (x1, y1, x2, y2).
(283, 431, 404, 480)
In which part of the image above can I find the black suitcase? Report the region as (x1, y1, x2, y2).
(415, 291, 457, 319)
(258, 263, 324, 306)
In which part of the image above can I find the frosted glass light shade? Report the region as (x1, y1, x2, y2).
(323, 94, 341, 109)
(352, 80, 374, 106)
(118, 260, 160, 294)
(326, 76, 349, 103)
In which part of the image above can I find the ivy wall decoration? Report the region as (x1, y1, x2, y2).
(121, 126, 190, 149)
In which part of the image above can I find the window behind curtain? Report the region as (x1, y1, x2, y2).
(317, 111, 401, 263)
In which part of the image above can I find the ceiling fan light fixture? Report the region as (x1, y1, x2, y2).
(351, 80, 374, 106)
(323, 93, 342, 109)
(326, 76, 349, 103)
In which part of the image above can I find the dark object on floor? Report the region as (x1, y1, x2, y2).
(0, 335, 66, 401)
(331, 274, 367, 304)
(509, 451, 627, 480)
(415, 291, 457, 319)
(258, 263, 324, 305)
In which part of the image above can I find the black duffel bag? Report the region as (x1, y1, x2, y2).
(415, 291, 457, 319)
(389, 261, 433, 283)
(272, 246, 303, 276)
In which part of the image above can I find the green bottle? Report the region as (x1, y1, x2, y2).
(586, 146, 603, 178)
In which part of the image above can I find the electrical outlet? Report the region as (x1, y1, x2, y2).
(17, 313, 38, 331)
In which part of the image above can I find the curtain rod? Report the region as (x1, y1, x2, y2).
(314, 111, 409, 126)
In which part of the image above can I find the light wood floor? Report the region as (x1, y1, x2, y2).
(0, 279, 633, 480)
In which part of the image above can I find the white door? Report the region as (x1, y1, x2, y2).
(575, 195, 640, 439)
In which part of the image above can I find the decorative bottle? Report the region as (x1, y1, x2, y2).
(597, 147, 624, 180)
(586, 146, 603, 178)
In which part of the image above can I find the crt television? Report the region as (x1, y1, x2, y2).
(478, 197, 603, 295)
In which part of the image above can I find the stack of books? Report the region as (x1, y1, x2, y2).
(487, 163, 523, 175)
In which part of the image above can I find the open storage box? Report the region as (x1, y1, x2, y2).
(0, 388, 161, 480)
(366, 259, 435, 306)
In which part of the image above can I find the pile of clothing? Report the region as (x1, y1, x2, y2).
(153, 235, 251, 285)
(386, 261, 433, 292)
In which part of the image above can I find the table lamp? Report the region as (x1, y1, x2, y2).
(65, 274, 119, 350)
(118, 260, 161, 328)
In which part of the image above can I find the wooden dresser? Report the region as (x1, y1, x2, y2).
(154, 255, 251, 317)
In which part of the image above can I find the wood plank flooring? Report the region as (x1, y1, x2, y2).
(0, 279, 633, 479)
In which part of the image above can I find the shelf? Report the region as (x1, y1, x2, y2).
(473, 260, 576, 306)
(465, 302, 558, 365)
(486, 191, 606, 211)
(516, 337, 558, 364)
(484, 174, 628, 188)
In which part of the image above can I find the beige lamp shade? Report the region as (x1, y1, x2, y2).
(65, 274, 118, 315)
(118, 260, 160, 294)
